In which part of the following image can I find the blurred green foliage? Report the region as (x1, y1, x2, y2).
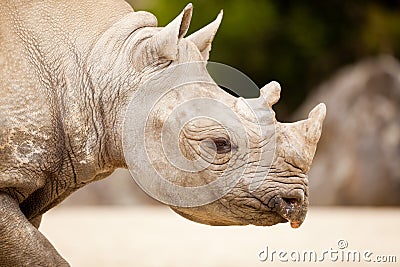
(129, 0, 400, 118)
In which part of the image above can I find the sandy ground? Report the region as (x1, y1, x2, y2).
(40, 206, 399, 267)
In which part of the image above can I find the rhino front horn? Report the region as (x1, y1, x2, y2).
(260, 81, 281, 108)
(306, 103, 326, 143)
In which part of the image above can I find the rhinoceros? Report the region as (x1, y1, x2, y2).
(0, 1, 326, 266)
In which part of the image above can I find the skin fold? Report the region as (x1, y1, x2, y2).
(0, 1, 326, 265)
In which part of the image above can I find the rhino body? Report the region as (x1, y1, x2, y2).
(0, 1, 325, 266)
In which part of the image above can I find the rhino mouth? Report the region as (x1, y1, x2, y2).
(268, 196, 307, 229)
(240, 193, 306, 228)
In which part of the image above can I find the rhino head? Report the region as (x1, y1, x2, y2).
(103, 4, 327, 228)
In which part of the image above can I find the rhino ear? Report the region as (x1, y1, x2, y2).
(152, 3, 193, 60)
(187, 10, 223, 61)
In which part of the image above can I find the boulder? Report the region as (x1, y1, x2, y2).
(293, 55, 400, 205)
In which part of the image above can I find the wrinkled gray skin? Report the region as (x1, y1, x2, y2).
(0, 1, 325, 266)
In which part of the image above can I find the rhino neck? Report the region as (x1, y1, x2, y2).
(49, 6, 137, 180)
(6, 0, 134, 182)
(3, 0, 146, 184)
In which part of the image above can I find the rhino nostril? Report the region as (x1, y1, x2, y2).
(282, 197, 298, 206)
(283, 189, 305, 204)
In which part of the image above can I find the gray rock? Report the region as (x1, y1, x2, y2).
(293, 55, 400, 205)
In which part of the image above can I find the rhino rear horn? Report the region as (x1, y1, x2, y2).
(187, 10, 223, 61)
(153, 3, 193, 60)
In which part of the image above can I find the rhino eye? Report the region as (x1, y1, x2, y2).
(212, 137, 232, 154)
